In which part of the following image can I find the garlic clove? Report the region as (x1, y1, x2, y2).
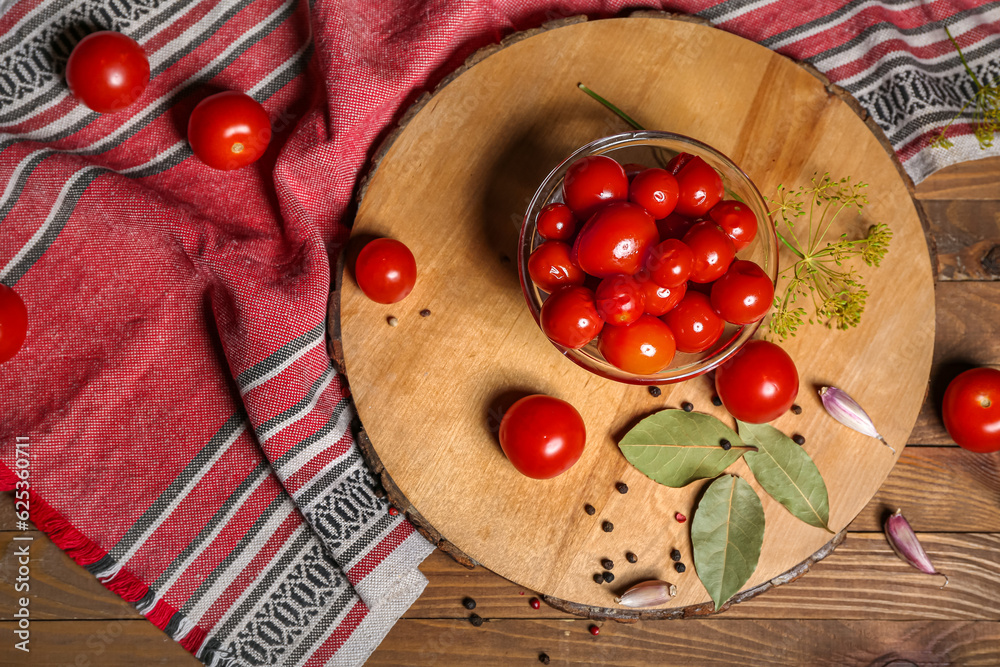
(818, 386, 895, 453)
(884, 509, 949, 587)
(613, 579, 678, 608)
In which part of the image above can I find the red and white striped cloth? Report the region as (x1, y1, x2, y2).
(0, 1, 996, 665)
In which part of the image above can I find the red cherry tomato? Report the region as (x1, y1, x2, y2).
(499, 394, 586, 479)
(715, 340, 799, 423)
(572, 202, 659, 278)
(595, 274, 645, 326)
(528, 241, 585, 292)
(710, 260, 774, 325)
(598, 314, 676, 375)
(682, 220, 735, 283)
(662, 291, 725, 353)
(65, 31, 150, 113)
(562, 155, 628, 220)
(640, 279, 686, 317)
(0, 284, 28, 364)
(188, 91, 272, 170)
(536, 203, 577, 242)
(942, 368, 1000, 453)
(647, 239, 694, 288)
(629, 168, 679, 219)
(355, 238, 417, 304)
(540, 286, 603, 349)
(656, 212, 696, 241)
(667, 153, 724, 218)
(708, 200, 758, 251)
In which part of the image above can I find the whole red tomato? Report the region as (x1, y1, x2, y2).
(715, 340, 799, 423)
(708, 200, 758, 251)
(562, 155, 628, 220)
(640, 279, 686, 317)
(66, 31, 150, 113)
(682, 220, 736, 283)
(667, 153, 724, 218)
(942, 368, 1000, 453)
(355, 238, 417, 304)
(647, 239, 693, 288)
(0, 284, 28, 364)
(594, 274, 644, 326)
(598, 314, 676, 375)
(662, 291, 724, 353)
(540, 286, 603, 349)
(710, 260, 774, 324)
(188, 91, 272, 170)
(536, 203, 577, 242)
(499, 394, 586, 479)
(629, 168, 679, 219)
(572, 202, 659, 278)
(528, 241, 585, 292)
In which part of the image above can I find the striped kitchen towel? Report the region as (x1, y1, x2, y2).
(0, 1, 996, 665)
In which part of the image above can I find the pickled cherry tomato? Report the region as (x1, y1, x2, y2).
(629, 168, 679, 219)
(667, 153, 724, 218)
(572, 202, 659, 278)
(662, 291, 725, 353)
(598, 314, 676, 375)
(656, 212, 695, 241)
(708, 200, 758, 251)
(528, 241, 585, 292)
(682, 220, 735, 284)
(536, 202, 577, 242)
(595, 274, 645, 326)
(562, 155, 628, 220)
(710, 260, 774, 324)
(540, 286, 604, 349)
(640, 279, 687, 317)
(647, 239, 694, 288)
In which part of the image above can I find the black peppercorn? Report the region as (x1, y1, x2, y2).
(539, 653, 551, 665)
(793, 434, 806, 445)
(584, 504, 596, 515)
(593, 573, 604, 584)
(674, 562, 686, 573)
(601, 559, 614, 570)
(711, 395, 723, 406)
(462, 597, 476, 610)
(682, 402, 694, 412)
(626, 552, 637, 563)
(720, 439, 732, 451)
(670, 549, 681, 562)
(615, 482, 628, 494)
(602, 571, 615, 583)
(469, 613, 483, 627)
(602, 521, 614, 533)
(419, 309, 431, 317)
(648, 386, 661, 397)
(791, 404, 802, 415)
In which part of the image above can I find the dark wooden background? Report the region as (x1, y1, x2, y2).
(2, 156, 998, 665)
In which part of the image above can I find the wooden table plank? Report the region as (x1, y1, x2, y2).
(913, 156, 1000, 201)
(0, 620, 199, 666)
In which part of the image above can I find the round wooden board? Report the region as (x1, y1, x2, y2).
(336, 15, 935, 614)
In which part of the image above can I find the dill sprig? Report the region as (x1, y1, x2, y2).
(931, 26, 999, 150)
(767, 175, 892, 340)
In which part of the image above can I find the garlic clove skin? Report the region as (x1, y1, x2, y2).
(613, 579, 678, 608)
(818, 386, 895, 453)
(884, 509, 949, 587)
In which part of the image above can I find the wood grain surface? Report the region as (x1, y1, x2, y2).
(338, 15, 936, 612)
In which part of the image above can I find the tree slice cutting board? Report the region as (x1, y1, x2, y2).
(335, 15, 935, 614)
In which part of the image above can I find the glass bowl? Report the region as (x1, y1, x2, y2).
(518, 131, 778, 385)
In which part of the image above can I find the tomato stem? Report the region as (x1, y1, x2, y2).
(577, 83, 645, 131)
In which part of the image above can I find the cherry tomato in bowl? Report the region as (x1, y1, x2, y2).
(710, 259, 774, 324)
(942, 367, 1000, 453)
(188, 91, 272, 170)
(355, 238, 417, 304)
(562, 155, 628, 220)
(66, 31, 150, 113)
(499, 394, 586, 479)
(0, 284, 28, 364)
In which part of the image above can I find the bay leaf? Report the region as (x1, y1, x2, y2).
(738, 420, 832, 532)
(691, 474, 765, 611)
(618, 410, 753, 488)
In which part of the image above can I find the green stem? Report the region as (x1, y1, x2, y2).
(945, 26, 984, 91)
(775, 229, 806, 260)
(577, 83, 646, 131)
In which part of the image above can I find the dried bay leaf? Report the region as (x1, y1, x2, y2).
(618, 410, 753, 488)
(738, 420, 832, 532)
(691, 474, 765, 611)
